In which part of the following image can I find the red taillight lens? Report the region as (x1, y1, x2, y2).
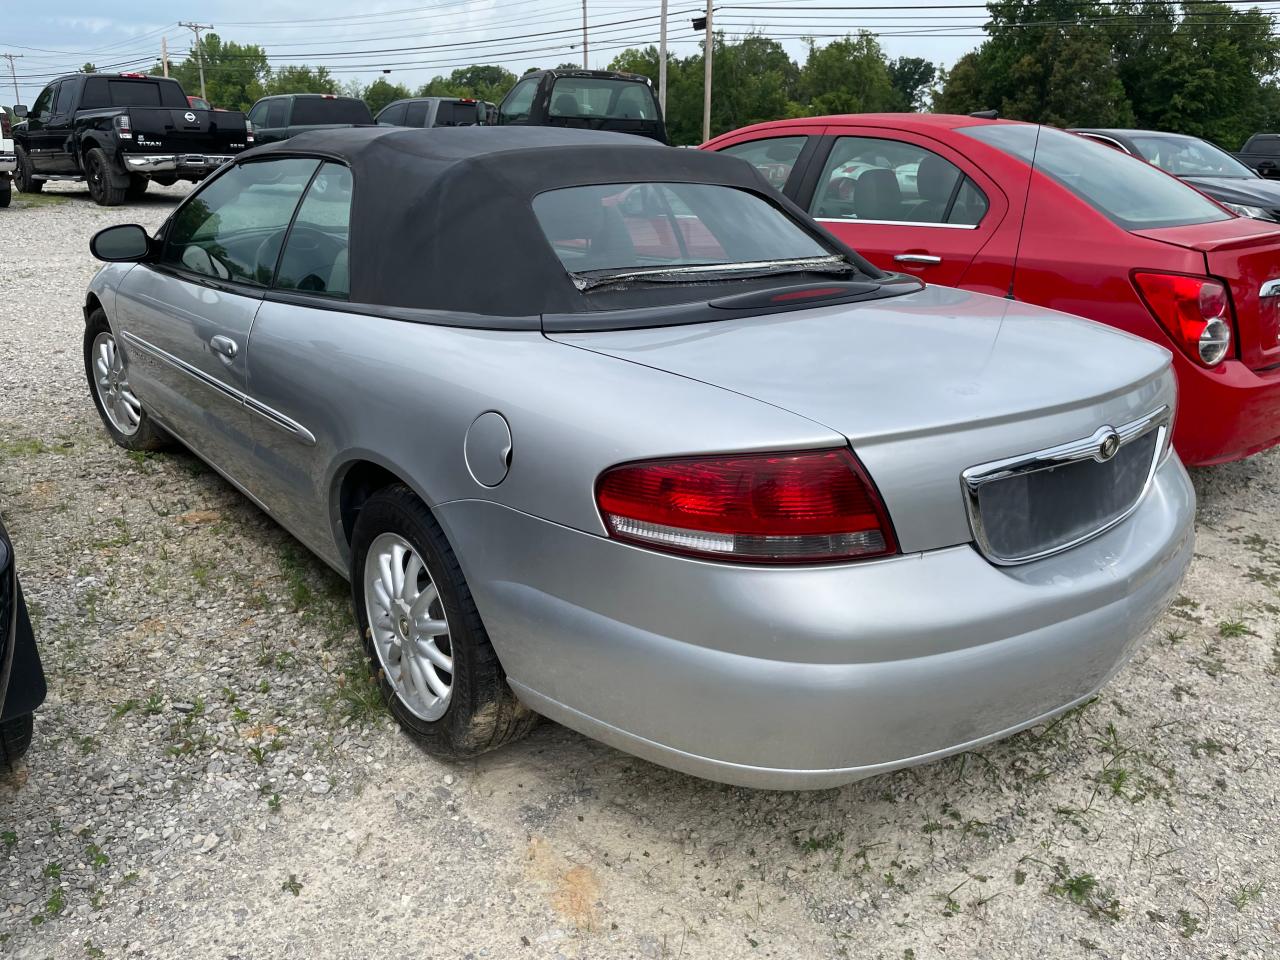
(115, 115, 133, 139)
(595, 449, 897, 564)
(1132, 271, 1233, 367)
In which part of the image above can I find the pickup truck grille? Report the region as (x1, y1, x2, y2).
(963, 408, 1169, 565)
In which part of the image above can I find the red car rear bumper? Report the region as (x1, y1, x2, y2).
(1173, 351, 1280, 466)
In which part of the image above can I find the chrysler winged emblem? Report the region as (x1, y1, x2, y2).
(1096, 428, 1121, 462)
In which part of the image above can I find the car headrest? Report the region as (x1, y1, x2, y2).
(917, 154, 960, 203)
(853, 168, 901, 220)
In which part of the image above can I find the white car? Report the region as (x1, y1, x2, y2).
(1, 105, 15, 207)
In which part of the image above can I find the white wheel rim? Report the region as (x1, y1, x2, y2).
(92, 331, 142, 436)
(363, 532, 454, 721)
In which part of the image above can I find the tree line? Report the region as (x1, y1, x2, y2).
(127, 0, 1280, 148)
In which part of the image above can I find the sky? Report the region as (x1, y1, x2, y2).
(2, 0, 986, 108)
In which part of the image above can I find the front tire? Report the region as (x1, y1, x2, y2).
(84, 310, 169, 451)
(0, 714, 33, 768)
(13, 146, 42, 194)
(85, 148, 126, 206)
(350, 484, 537, 759)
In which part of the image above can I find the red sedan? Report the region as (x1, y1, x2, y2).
(704, 114, 1280, 466)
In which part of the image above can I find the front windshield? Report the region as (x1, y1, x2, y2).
(1129, 135, 1255, 178)
(532, 182, 834, 276)
(961, 124, 1231, 230)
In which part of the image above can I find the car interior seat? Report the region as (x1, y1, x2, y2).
(853, 168, 904, 221)
(910, 154, 961, 222)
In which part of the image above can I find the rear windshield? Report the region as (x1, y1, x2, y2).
(83, 77, 187, 109)
(532, 182, 830, 273)
(1129, 135, 1255, 179)
(434, 100, 482, 126)
(291, 98, 372, 126)
(961, 124, 1232, 230)
(549, 78, 658, 121)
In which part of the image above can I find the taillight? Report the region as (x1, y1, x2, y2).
(1, 111, 10, 137)
(245, 119, 255, 144)
(115, 115, 133, 140)
(1132, 272, 1233, 367)
(595, 449, 897, 564)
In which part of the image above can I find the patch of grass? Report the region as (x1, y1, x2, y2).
(1218, 620, 1252, 639)
(1176, 908, 1200, 938)
(1230, 881, 1263, 911)
(1190, 737, 1228, 759)
(12, 192, 70, 209)
(0, 437, 50, 458)
(281, 874, 303, 897)
(112, 699, 138, 719)
(143, 693, 164, 715)
(1047, 863, 1121, 923)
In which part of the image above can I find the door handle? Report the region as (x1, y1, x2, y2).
(894, 254, 942, 265)
(209, 335, 238, 360)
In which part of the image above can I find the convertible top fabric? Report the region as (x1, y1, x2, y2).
(243, 126, 868, 316)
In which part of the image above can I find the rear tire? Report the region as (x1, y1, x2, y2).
(125, 176, 149, 200)
(85, 148, 126, 206)
(0, 714, 33, 768)
(350, 484, 537, 759)
(84, 309, 169, 451)
(0, 177, 10, 208)
(13, 146, 42, 194)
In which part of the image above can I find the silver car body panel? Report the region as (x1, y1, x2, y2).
(86, 264, 1195, 788)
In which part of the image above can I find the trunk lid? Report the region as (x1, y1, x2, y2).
(125, 107, 250, 155)
(550, 284, 1175, 554)
(1134, 217, 1280, 369)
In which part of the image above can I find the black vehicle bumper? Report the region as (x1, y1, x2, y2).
(0, 528, 46, 723)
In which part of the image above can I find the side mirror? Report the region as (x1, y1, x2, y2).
(90, 224, 152, 263)
(12, 104, 27, 118)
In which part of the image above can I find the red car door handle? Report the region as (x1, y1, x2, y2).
(894, 254, 942, 264)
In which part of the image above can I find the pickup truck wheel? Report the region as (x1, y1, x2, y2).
(84, 310, 170, 451)
(350, 484, 538, 759)
(0, 177, 10, 208)
(85, 148, 126, 206)
(0, 714, 33, 768)
(13, 146, 42, 194)
(126, 176, 149, 199)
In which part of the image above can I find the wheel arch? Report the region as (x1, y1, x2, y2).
(331, 454, 439, 566)
(83, 292, 104, 325)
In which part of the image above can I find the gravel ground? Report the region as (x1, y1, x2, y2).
(1, 180, 1278, 960)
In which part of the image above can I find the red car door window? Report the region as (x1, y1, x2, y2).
(808, 131, 1005, 291)
(719, 136, 808, 193)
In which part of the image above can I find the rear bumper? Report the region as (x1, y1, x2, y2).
(1171, 351, 1280, 465)
(436, 456, 1195, 789)
(123, 154, 235, 174)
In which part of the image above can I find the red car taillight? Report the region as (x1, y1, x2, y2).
(595, 449, 897, 564)
(1132, 272, 1233, 367)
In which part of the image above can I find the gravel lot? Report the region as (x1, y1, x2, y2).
(1, 180, 1278, 960)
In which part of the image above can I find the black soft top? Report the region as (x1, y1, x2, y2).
(240, 126, 877, 318)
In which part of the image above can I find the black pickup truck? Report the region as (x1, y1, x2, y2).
(497, 69, 667, 143)
(12, 72, 252, 205)
(1234, 134, 1280, 179)
(246, 94, 373, 145)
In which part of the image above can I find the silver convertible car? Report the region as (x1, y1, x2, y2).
(82, 127, 1194, 789)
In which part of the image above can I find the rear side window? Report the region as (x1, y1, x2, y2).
(810, 136, 987, 226)
(161, 159, 321, 286)
(532, 182, 828, 273)
(549, 78, 656, 120)
(291, 98, 372, 126)
(275, 163, 354, 299)
(404, 101, 427, 126)
(961, 124, 1231, 230)
(1247, 137, 1280, 157)
(718, 136, 806, 192)
(266, 100, 289, 128)
(500, 78, 538, 123)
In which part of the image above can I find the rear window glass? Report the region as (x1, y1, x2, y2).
(532, 182, 829, 273)
(961, 124, 1231, 230)
(435, 101, 481, 126)
(83, 78, 186, 109)
(291, 98, 372, 126)
(549, 78, 657, 121)
(1129, 135, 1255, 178)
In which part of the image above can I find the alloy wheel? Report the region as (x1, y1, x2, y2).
(91, 331, 142, 436)
(363, 532, 454, 721)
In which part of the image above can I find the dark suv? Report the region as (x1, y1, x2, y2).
(497, 69, 666, 143)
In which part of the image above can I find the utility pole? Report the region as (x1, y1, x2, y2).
(658, 0, 668, 114)
(161, 36, 170, 78)
(1, 54, 21, 107)
(701, 0, 713, 143)
(178, 22, 213, 101)
(581, 0, 588, 69)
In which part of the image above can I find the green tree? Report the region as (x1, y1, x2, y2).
(153, 33, 270, 111)
(798, 34, 898, 116)
(262, 65, 337, 99)
(362, 78, 412, 115)
(888, 57, 936, 111)
(418, 65, 518, 104)
(81, 62, 97, 74)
